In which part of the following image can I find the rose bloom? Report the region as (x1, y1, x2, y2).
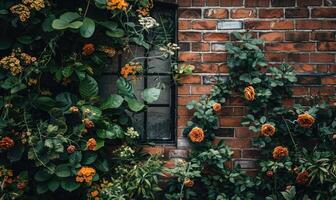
(69, 106, 79, 113)
(16, 182, 26, 190)
(296, 171, 310, 185)
(272, 146, 289, 160)
(244, 86, 255, 101)
(183, 178, 194, 188)
(261, 124, 276, 137)
(82, 43, 95, 56)
(212, 103, 221, 112)
(266, 171, 273, 177)
(297, 113, 315, 128)
(188, 127, 205, 143)
(67, 145, 76, 154)
(83, 118, 94, 129)
(0, 137, 15, 149)
(87, 138, 96, 151)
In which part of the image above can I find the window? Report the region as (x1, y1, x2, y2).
(100, 2, 178, 144)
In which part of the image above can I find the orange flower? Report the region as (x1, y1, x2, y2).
(212, 103, 221, 112)
(91, 190, 99, 197)
(82, 43, 95, 56)
(272, 146, 289, 160)
(76, 166, 96, 184)
(261, 124, 276, 137)
(0, 137, 15, 149)
(69, 106, 79, 113)
(244, 86, 255, 101)
(87, 138, 96, 151)
(120, 63, 142, 79)
(296, 171, 310, 185)
(183, 178, 194, 188)
(188, 127, 205, 143)
(136, 0, 153, 16)
(297, 113, 315, 128)
(106, 0, 128, 11)
(67, 145, 76, 153)
(83, 118, 94, 129)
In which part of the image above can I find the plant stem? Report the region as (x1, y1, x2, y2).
(282, 116, 297, 151)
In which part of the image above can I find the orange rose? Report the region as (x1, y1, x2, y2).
(297, 113, 315, 128)
(261, 124, 276, 137)
(272, 146, 288, 160)
(296, 171, 310, 185)
(0, 137, 15, 149)
(82, 43, 95, 56)
(87, 138, 96, 151)
(212, 103, 221, 112)
(183, 178, 194, 188)
(188, 127, 205, 143)
(244, 86, 255, 101)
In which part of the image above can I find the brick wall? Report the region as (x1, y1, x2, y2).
(153, 0, 336, 173)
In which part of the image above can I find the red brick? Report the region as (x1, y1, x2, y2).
(179, 52, 202, 62)
(311, 32, 336, 41)
(245, 21, 270, 30)
(310, 53, 335, 63)
(316, 64, 329, 73)
(287, 53, 309, 62)
(245, 0, 269, 7)
(194, 64, 219, 73)
(203, 53, 227, 62)
(207, 0, 220, 6)
(322, 21, 336, 29)
(312, 8, 336, 18)
(270, 20, 294, 30)
(177, 106, 194, 116)
(222, 138, 251, 148)
(204, 8, 228, 19)
(293, 64, 315, 73)
(220, 117, 242, 127)
(177, 116, 190, 126)
(265, 43, 316, 52)
(297, 0, 322, 6)
(179, 9, 201, 18)
(260, 32, 285, 41)
(293, 87, 309, 95)
(191, 42, 210, 52)
(296, 20, 322, 30)
(204, 33, 230, 41)
(220, 0, 243, 6)
(142, 146, 164, 155)
(191, 85, 213, 94)
(242, 150, 260, 158)
(285, 8, 309, 18)
(178, 95, 201, 105)
(310, 86, 336, 96)
(265, 52, 287, 62)
(318, 42, 336, 51)
(178, 85, 190, 95)
(179, 75, 201, 84)
(235, 127, 254, 138)
(285, 32, 309, 41)
(231, 9, 256, 19)
(178, 20, 191, 30)
(179, 32, 202, 41)
(178, 0, 191, 7)
(271, 0, 295, 7)
(192, 20, 217, 30)
(192, 0, 206, 6)
(259, 9, 283, 18)
(321, 76, 336, 85)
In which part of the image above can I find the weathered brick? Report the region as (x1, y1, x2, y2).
(310, 53, 335, 63)
(231, 9, 256, 19)
(260, 32, 285, 41)
(270, 20, 294, 30)
(271, 0, 295, 7)
(179, 52, 202, 61)
(204, 33, 230, 41)
(219, 0, 243, 6)
(211, 43, 226, 51)
(218, 21, 243, 29)
(192, 42, 210, 52)
(265, 43, 316, 52)
(179, 9, 201, 18)
(296, 20, 322, 30)
(179, 75, 202, 84)
(220, 117, 242, 127)
(179, 32, 202, 41)
(245, 0, 269, 7)
(179, 42, 190, 51)
(204, 8, 228, 19)
(191, 85, 213, 94)
(207, 0, 220, 6)
(311, 32, 336, 41)
(321, 76, 336, 84)
(293, 64, 315, 73)
(178, 20, 191, 30)
(285, 8, 309, 18)
(215, 128, 235, 137)
(259, 9, 283, 18)
(203, 53, 227, 62)
(318, 42, 336, 51)
(312, 8, 336, 18)
(192, 0, 206, 6)
(287, 53, 309, 62)
(297, 0, 322, 6)
(285, 32, 310, 41)
(192, 20, 217, 30)
(245, 21, 270, 30)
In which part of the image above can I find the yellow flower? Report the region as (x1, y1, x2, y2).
(10, 4, 31, 22)
(0, 55, 22, 76)
(23, 0, 45, 11)
(76, 166, 96, 184)
(28, 78, 38, 86)
(244, 86, 255, 101)
(106, 0, 129, 11)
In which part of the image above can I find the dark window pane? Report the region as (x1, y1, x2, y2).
(147, 107, 171, 140)
(147, 76, 171, 105)
(99, 75, 118, 99)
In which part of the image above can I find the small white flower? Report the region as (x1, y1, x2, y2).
(160, 43, 180, 57)
(138, 15, 159, 29)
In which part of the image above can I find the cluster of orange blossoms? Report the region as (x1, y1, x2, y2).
(90, 189, 100, 200)
(82, 43, 95, 56)
(0, 137, 15, 149)
(10, 0, 45, 22)
(296, 171, 310, 185)
(272, 146, 289, 160)
(87, 138, 97, 151)
(244, 86, 255, 101)
(76, 167, 96, 184)
(188, 127, 205, 143)
(212, 103, 221, 112)
(83, 118, 94, 129)
(106, 0, 128, 11)
(120, 63, 143, 79)
(261, 124, 276, 137)
(0, 49, 36, 76)
(137, 0, 153, 16)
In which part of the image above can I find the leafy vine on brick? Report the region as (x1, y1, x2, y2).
(166, 33, 336, 200)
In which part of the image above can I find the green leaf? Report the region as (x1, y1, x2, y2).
(17, 35, 34, 45)
(34, 170, 52, 182)
(55, 164, 71, 178)
(94, 139, 104, 150)
(0, 10, 8, 15)
(61, 180, 80, 192)
(106, 29, 125, 38)
(100, 94, 124, 110)
(125, 97, 145, 112)
(68, 21, 83, 29)
(141, 88, 161, 103)
(82, 152, 97, 165)
(62, 66, 73, 78)
(69, 151, 82, 165)
(48, 178, 60, 192)
(34, 96, 56, 111)
(7, 145, 24, 162)
(116, 77, 134, 96)
(52, 12, 82, 30)
(37, 183, 49, 194)
(80, 17, 95, 38)
(0, 38, 11, 50)
(79, 75, 99, 99)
